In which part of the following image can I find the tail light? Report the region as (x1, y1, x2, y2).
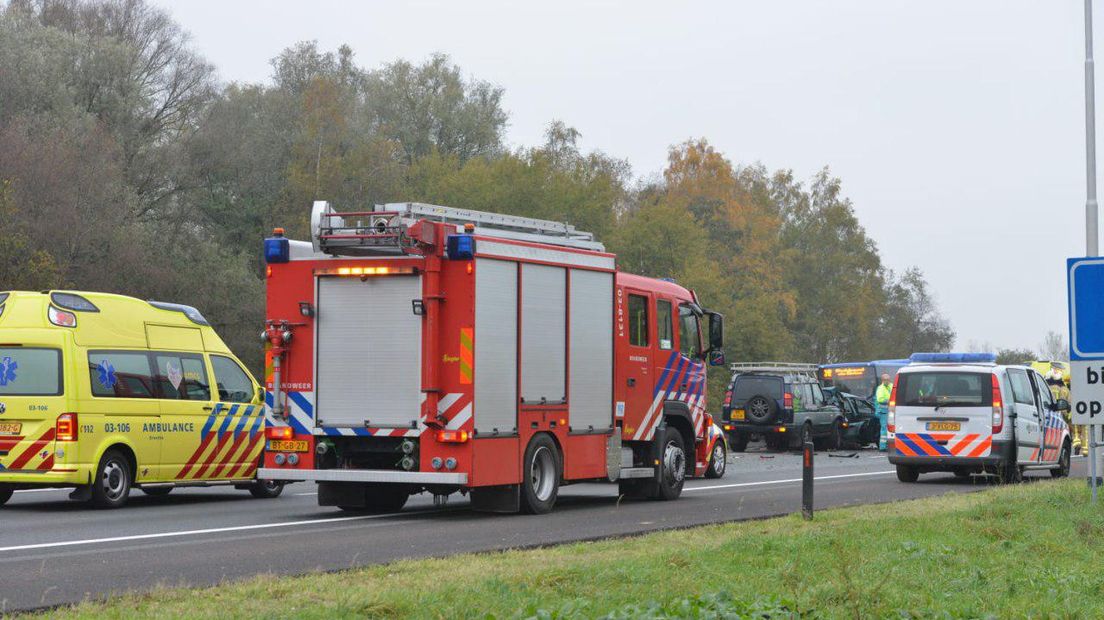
(991, 373, 1004, 433)
(436, 429, 470, 443)
(784, 392, 793, 409)
(266, 426, 293, 440)
(56, 413, 78, 441)
(722, 390, 732, 408)
(887, 375, 900, 433)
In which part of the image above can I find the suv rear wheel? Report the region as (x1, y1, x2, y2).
(745, 395, 778, 424)
(728, 432, 748, 453)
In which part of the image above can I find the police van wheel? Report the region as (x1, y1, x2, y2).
(141, 487, 173, 497)
(998, 463, 1023, 484)
(249, 479, 285, 499)
(705, 440, 727, 479)
(896, 465, 919, 483)
(0, 485, 12, 506)
(521, 434, 561, 514)
(90, 450, 132, 509)
(1051, 443, 1071, 479)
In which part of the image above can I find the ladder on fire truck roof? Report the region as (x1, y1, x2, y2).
(311, 201, 606, 256)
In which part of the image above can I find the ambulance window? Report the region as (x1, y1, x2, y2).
(628, 294, 648, 347)
(153, 354, 211, 401)
(210, 356, 255, 403)
(0, 347, 62, 396)
(678, 304, 701, 358)
(89, 351, 155, 399)
(656, 300, 673, 350)
(1007, 369, 1035, 406)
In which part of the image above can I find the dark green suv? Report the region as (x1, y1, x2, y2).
(721, 364, 847, 452)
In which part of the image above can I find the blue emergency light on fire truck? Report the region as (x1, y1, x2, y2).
(258, 201, 727, 514)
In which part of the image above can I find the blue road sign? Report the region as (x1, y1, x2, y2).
(1068, 257, 1104, 361)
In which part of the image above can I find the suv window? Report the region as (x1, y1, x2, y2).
(628, 294, 648, 347)
(731, 375, 782, 402)
(210, 356, 255, 403)
(1007, 369, 1035, 406)
(89, 351, 156, 399)
(678, 304, 701, 358)
(809, 383, 825, 406)
(656, 300, 673, 350)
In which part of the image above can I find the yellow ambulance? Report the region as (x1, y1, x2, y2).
(0, 291, 283, 508)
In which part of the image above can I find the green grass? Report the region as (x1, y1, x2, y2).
(24, 479, 1104, 619)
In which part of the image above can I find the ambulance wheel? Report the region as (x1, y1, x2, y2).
(1051, 442, 1071, 478)
(705, 440, 727, 479)
(896, 465, 919, 483)
(90, 449, 132, 508)
(141, 487, 173, 497)
(650, 426, 687, 501)
(0, 485, 12, 506)
(521, 434, 561, 514)
(249, 479, 285, 499)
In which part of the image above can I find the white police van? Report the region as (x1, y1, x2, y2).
(888, 353, 1072, 482)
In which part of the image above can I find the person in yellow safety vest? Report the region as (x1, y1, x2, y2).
(875, 373, 892, 405)
(1046, 364, 1083, 454)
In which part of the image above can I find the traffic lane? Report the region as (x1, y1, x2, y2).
(3, 461, 1079, 612)
(0, 449, 893, 547)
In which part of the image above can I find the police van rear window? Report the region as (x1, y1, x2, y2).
(897, 372, 992, 407)
(0, 348, 63, 396)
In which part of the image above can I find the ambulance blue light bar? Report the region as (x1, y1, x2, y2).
(909, 352, 997, 364)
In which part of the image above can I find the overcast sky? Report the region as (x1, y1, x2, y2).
(154, 0, 1096, 354)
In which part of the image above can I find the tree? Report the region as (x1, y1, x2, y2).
(996, 348, 1037, 366)
(1039, 331, 1068, 361)
(363, 53, 508, 164)
(876, 268, 955, 357)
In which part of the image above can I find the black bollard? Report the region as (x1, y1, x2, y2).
(802, 440, 814, 520)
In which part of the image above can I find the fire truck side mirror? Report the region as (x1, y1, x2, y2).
(706, 311, 724, 352)
(254, 386, 265, 404)
(709, 349, 726, 367)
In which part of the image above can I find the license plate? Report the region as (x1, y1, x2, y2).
(731, 409, 745, 421)
(926, 422, 960, 432)
(268, 439, 308, 452)
(0, 422, 21, 435)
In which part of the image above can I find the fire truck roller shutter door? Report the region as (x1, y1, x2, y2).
(474, 259, 518, 435)
(569, 269, 614, 432)
(521, 264, 566, 404)
(315, 275, 423, 428)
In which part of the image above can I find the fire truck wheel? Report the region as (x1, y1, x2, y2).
(521, 434, 561, 514)
(651, 426, 686, 501)
(90, 449, 132, 509)
(705, 440, 727, 479)
(0, 485, 12, 506)
(249, 479, 285, 499)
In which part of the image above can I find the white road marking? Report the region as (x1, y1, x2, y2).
(294, 492, 318, 496)
(685, 470, 896, 492)
(0, 513, 411, 553)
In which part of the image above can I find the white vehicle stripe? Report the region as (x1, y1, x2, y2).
(685, 470, 897, 492)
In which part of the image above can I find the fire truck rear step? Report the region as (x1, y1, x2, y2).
(617, 467, 656, 479)
(258, 468, 467, 485)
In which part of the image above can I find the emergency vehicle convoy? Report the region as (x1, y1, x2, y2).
(258, 202, 728, 513)
(888, 353, 1072, 482)
(0, 291, 283, 508)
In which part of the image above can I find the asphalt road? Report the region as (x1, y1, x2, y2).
(0, 449, 1085, 613)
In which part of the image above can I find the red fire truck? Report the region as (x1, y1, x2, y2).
(258, 202, 727, 513)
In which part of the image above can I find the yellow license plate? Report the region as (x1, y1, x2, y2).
(268, 439, 308, 452)
(926, 422, 960, 432)
(0, 422, 22, 435)
(731, 409, 745, 421)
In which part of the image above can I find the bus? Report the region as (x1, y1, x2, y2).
(817, 359, 910, 401)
